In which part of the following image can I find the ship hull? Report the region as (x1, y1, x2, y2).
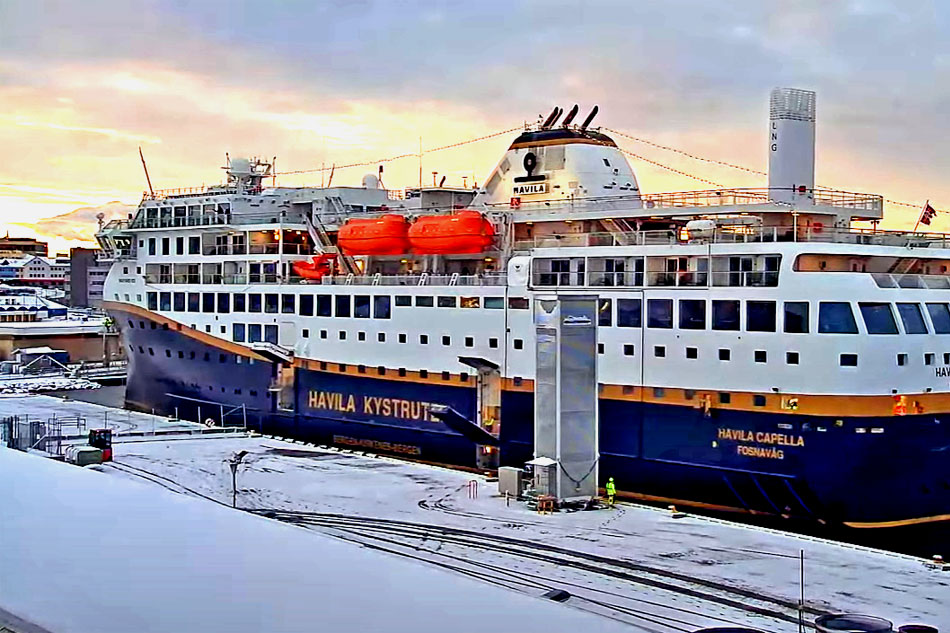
(116, 307, 950, 538)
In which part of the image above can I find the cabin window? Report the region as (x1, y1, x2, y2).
(355, 295, 371, 318)
(282, 294, 296, 314)
(719, 348, 731, 361)
(378, 333, 386, 343)
(358, 332, 366, 341)
(335, 295, 351, 317)
(161, 237, 170, 255)
(159, 292, 171, 311)
(148, 238, 156, 256)
(398, 333, 407, 343)
(249, 293, 262, 313)
(746, 301, 776, 332)
(188, 236, 200, 254)
(617, 299, 641, 327)
(926, 303, 950, 334)
(320, 330, 327, 339)
(897, 353, 908, 366)
(465, 336, 474, 348)
(598, 299, 612, 326)
(415, 296, 434, 307)
(783, 302, 809, 334)
(147, 292, 157, 311)
(685, 347, 697, 359)
(647, 299, 673, 329)
(859, 303, 898, 335)
(597, 343, 604, 355)
(484, 297, 504, 309)
(840, 353, 858, 366)
(317, 295, 331, 317)
(395, 295, 411, 307)
(753, 395, 767, 407)
(508, 297, 529, 310)
(461, 297, 480, 309)
(187, 293, 200, 313)
(173, 293, 185, 311)
(248, 324, 262, 343)
(176, 236, 184, 254)
(712, 300, 740, 331)
(217, 293, 230, 314)
(202, 293, 215, 313)
(679, 299, 706, 330)
(624, 344, 635, 356)
(654, 345, 666, 357)
(438, 296, 457, 308)
(264, 325, 278, 344)
(819, 302, 859, 334)
(302, 329, 309, 339)
(339, 331, 347, 341)
(754, 350, 767, 363)
(786, 351, 799, 365)
(233, 294, 245, 313)
(299, 295, 313, 317)
(233, 324, 246, 343)
(897, 303, 927, 334)
(420, 334, 429, 345)
(719, 392, 731, 404)
(925, 353, 935, 366)
(514, 339, 524, 350)
(374, 296, 391, 319)
(264, 293, 278, 314)
(490, 338, 499, 348)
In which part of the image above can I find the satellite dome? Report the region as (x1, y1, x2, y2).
(362, 174, 381, 189)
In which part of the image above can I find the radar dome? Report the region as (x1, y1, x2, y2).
(362, 174, 381, 189)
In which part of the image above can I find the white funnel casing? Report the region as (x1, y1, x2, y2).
(768, 88, 816, 204)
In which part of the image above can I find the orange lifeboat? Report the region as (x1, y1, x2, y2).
(337, 214, 410, 255)
(408, 210, 495, 255)
(293, 253, 335, 280)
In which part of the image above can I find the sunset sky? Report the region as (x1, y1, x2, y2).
(1, 0, 948, 253)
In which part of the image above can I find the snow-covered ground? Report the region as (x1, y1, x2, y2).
(1, 396, 947, 630)
(0, 448, 639, 633)
(0, 376, 102, 395)
(0, 394, 200, 433)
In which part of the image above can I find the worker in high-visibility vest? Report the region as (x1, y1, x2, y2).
(605, 477, 617, 508)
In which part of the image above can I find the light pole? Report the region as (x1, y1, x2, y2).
(228, 450, 249, 508)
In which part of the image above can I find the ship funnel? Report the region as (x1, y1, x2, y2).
(580, 105, 599, 130)
(561, 104, 579, 126)
(768, 87, 816, 204)
(541, 106, 562, 130)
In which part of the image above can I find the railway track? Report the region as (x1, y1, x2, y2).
(254, 508, 829, 631)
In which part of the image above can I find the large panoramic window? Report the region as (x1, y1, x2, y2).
(678, 299, 705, 330)
(927, 303, 950, 334)
(617, 298, 641, 328)
(896, 303, 928, 334)
(647, 299, 673, 329)
(859, 302, 898, 335)
(783, 302, 809, 333)
(746, 301, 776, 332)
(712, 300, 740, 331)
(818, 302, 858, 334)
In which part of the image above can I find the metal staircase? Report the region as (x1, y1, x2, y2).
(601, 217, 639, 245)
(888, 257, 919, 275)
(303, 212, 359, 276)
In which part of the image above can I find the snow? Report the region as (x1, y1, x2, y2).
(0, 447, 638, 633)
(0, 377, 101, 394)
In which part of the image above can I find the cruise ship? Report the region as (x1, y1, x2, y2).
(97, 89, 950, 533)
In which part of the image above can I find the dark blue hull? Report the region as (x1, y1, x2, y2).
(116, 307, 950, 541)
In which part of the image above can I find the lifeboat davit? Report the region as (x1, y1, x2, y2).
(408, 210, 495, 255)
(337, 214, 410, 255)
(292, 253, 335, 280)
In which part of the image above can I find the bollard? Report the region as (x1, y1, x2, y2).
(467, 480, 478, 499)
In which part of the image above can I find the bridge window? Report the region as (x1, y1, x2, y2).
(317, 294, 331, 316)
(926, 303, 950, 334)
(897, 303, 927, 334)
(335, 295, 351, 317)
(783, 302, 809, 334)
(746, 301, 776, 332)
(355, 295, 370, 318)
(859, 303, 898, 335)
(819, 302, 858, 334)
(647, 299, 673, 329)
(374, 296, 391, 319)
(679, 299, 706, 330)
(617, 299, 641, 328)
(712, 300, 740, 331)
(299, 295, 313, 317)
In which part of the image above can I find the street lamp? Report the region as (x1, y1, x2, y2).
(228, 450, 249, 508)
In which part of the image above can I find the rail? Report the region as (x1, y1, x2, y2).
(145, 272, 508, 287)
(129, 210, 307, 230)
(534, 270, 778, 289)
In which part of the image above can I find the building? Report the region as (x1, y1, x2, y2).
(68, 247, 110, 308)
(0, 235, 47, 256)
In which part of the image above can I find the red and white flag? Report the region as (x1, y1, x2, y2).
(919, 201, 938, 226)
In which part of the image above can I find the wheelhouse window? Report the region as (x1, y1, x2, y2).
(897, 303, 928, 334)
(746, 301, 776, 332)
(678, 299, 705, 330)
(647, 299, 673, 329)
(712, 300, 740, 331)
(926, 303, 950, 334)
(617, 298, 641, 328)
(859, 303, 898, 334)
(784, 302, 809, 334)
(818, 302, 858, 334)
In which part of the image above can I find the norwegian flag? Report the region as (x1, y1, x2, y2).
(919, 201, 938, 226)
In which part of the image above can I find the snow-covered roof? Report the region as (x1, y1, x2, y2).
(0, 449, 634, 633)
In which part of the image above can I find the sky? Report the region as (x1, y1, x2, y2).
(1, 0, 948, 253)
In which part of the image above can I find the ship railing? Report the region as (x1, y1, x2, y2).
(319, 273, 507, 287)
(201, 243, 310, 256)
(533, 270, 778, 289)
(129, 210, 307, 230)
(142, 186, 238, 200)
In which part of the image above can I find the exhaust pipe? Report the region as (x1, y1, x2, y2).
(580, 105, 599, 130)
(541, 106, 562, 129)
(561, 104, 579, 126)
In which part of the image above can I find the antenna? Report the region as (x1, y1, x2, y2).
(272, 156, 277, 187)
(138, 147, 154, 197)
(561, 104, 579, 126)
(439, 175, 446, 187)
(326, 163, 335, 188)
(580, 105, 599, 130)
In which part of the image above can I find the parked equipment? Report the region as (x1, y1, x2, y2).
(88, 428, 113, 462)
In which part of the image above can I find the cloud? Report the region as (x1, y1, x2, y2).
(27, 201, 133, 243)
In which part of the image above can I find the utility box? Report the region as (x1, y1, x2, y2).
(525, 457, 558, 497)
(498, 466, 525, 498)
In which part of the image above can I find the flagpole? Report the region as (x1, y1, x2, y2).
(912, 199, 929, 233)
